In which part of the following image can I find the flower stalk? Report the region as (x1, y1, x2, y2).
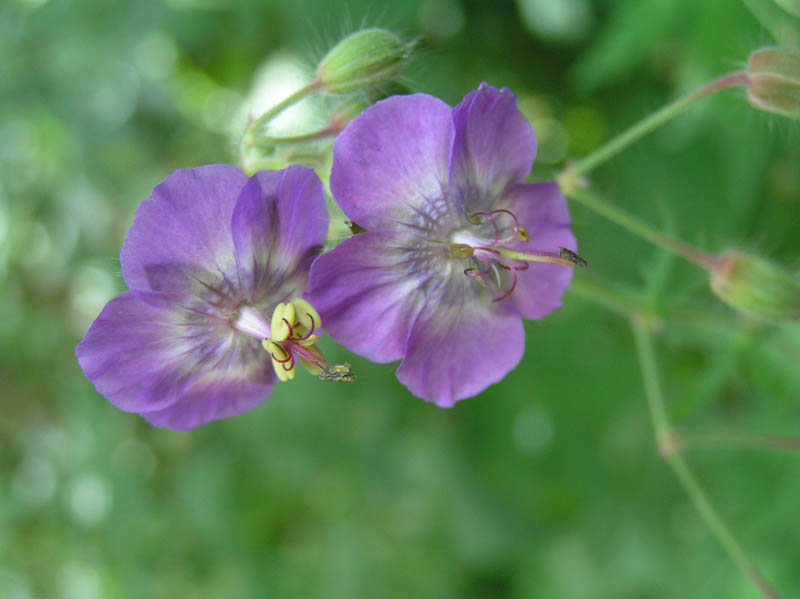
(561, 71, 748, 180)
(562, 185, 720, 270)
(631, 316, 780, 599)
(241, 80, 322, 159)
(492, 246, 586, 268)
(567, 277, 648, 319)
(673, 430, 800, 454)
(252, 123, 342, 150)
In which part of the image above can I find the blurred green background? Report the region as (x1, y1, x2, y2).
(3, 0, 800, 597)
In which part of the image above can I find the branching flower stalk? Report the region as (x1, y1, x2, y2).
(240, 80, 324, 162)
(560, 71, 749, 181)
(560, 185, 721, 271)
(631, 316, 780, 599)
(673, 430, 800, 454)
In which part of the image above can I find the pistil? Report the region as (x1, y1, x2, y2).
(490, 246, 586, 268)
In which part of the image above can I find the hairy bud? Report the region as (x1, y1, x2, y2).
(316, 29, 415, 94)
(710, 250, 800, 321)
(746, 47, 800, 120)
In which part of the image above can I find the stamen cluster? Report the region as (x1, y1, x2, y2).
(263, 298, 355, 382)
(451, 208, 584, 302)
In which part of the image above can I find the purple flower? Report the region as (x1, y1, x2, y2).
(76, 164, 350, 430)
(307, 83, 579, 406)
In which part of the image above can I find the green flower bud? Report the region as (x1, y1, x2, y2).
(710, 250, 800, 321)
(316, 29, 415, 94)
(746, 47, 800, 120)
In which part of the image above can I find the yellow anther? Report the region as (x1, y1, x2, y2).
(517, 227, 530, 242)
(260, 301, 354, 384)
(272, 357, 296, 382)
(298, 334, 320, 347)
(284, 301, 296, 327)
(290, 297, 321, 332)
(270, 302, 291, 341)
(262, 339, 295, 382)
(262, 339, 286, 359)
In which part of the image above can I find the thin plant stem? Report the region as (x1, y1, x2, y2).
(631, 317, 780, 599)
(253, 124, 340, 149)
(240, 80, 322, 160)
(567, 277, 645, 318)
(676, 430, 800, 454)
(564, 186, 721, 271)
(567, 277, 761, 339)
(562, 71, 748, 179)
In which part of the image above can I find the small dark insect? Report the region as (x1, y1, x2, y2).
(347, 220, 366, 235)
(559, 247, 588, 267)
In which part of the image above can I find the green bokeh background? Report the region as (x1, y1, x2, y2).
(3, 0, 800, 597)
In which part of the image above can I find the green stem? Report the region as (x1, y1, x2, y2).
(240, 80, 322, 159)
(253, 124, 340, 149)
(564, 71, 748, 179)
(564, 186, 720, 271)
(676, 430, 800, 454)
(631, 317, 780, 599)
(567, 278, 645, 319)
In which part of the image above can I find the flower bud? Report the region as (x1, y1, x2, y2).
(710, 250, 800, 321)
(316, 29, 415, 94)
(746, 47, 800, 120)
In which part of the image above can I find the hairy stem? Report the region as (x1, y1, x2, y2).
(676, 430, 800, 454)
(567, 277, 645, 318)
(253, 124, 341, 149)
(564, 186, 721, 271)
(631, 316, 779, 599)
(562, 71, 748, 179)
(240, 81, 322, 162)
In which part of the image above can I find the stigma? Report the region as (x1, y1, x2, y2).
(450, 207, 586, 302)
(261, 298, 355, 383)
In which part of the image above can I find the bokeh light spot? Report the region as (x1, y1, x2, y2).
(0, 569, 32, 599)
(12, 457, 57, 508)
(516, 0, 593, 43)
(532, 117, 569, 164)
(419, 0, 465, 39)
(90, 62, 140, 128)
(57, 563, 101, 599)
(203, 88, 244, 134)
(513, 404, 555, 455)
(68, 264, 117, 336)
(240, 53, 317, 137)
(66, 473, 112, 527)
(134, 32, 178, 81)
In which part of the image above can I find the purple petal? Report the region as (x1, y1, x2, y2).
(76, 291, 275, 427)
(499, 182, 576, 319)
(330, 94, 452, 231)
(449, 83, 536, 202)
(140, 378, 274, 430)
(120, 165, 248, 294)
(396, 301, 524, 407)
(306, 232, 427, 363)
(232, 165, 328, 302)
